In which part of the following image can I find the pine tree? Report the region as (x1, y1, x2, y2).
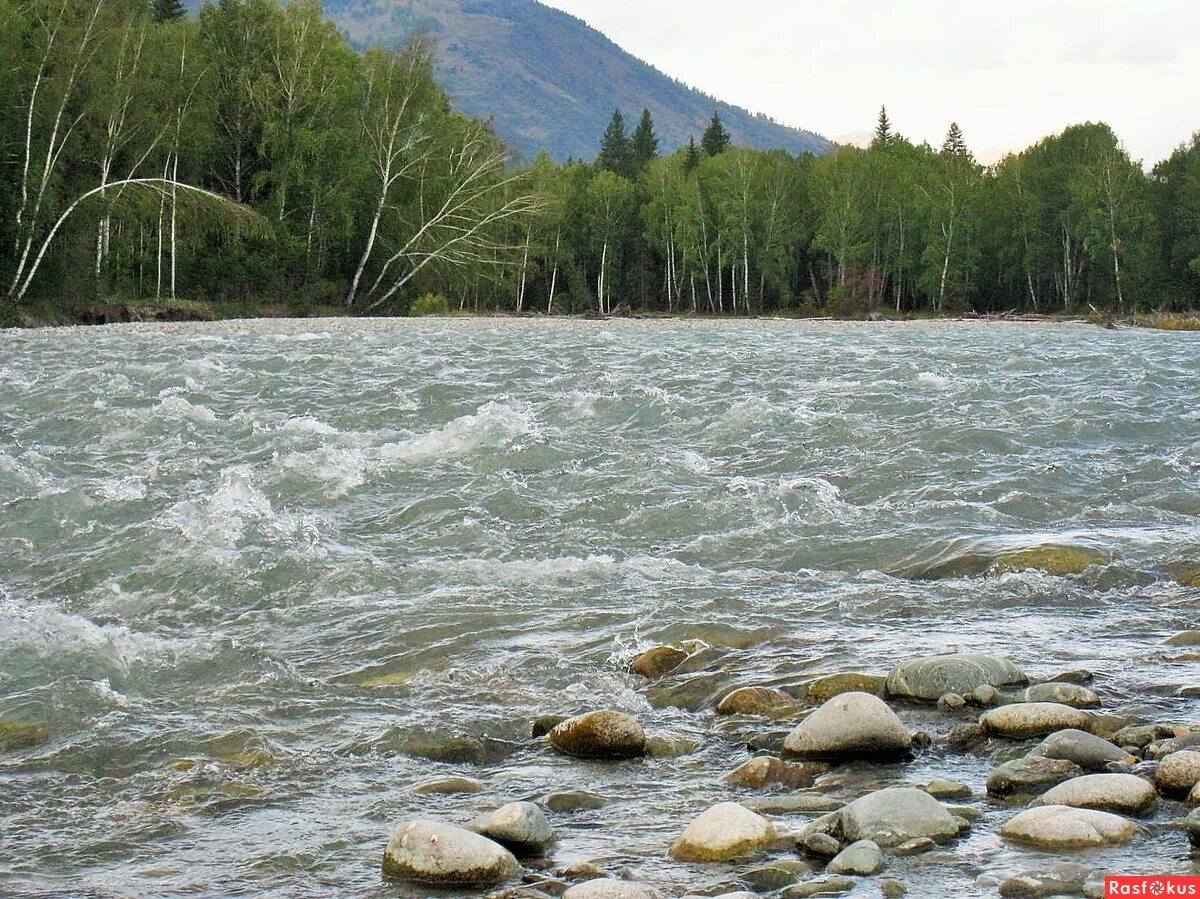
(701, 112, 730, 157)
(631, 108, 659, 170)
(683, 136, 701, 173)
(597, 108, 632, 176)
(942, 122, 969, 157)
(872, 105, 892, 146)
(151, 0, 186, 22)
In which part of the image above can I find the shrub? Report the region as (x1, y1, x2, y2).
(408, 292, 450, 316)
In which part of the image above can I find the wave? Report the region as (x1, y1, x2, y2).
(378, 401, 538, 464)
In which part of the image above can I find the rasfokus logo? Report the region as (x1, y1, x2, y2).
(1106, 877, 1200, 896)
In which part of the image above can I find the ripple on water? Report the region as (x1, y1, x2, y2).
(0, 319, 1198, 896)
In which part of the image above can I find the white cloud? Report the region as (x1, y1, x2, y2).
(540, 0, 1200, 164)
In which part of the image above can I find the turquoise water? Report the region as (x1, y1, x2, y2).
(1, 319, 1198, 896)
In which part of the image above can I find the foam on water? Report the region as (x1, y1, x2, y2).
(1, 319, 1198, 897)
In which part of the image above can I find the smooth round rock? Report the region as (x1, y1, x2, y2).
(980, 703, 1093, 739)
(1031, 729, 1133, 771)
(990, 545, 1104, 575)
(937, 693, 967, 712)
(470, 801, 554, 853)
(716, 686, 797, 718)
(630, 646, 688, 679)
(999, 862, 1098, 898)
(885, 653, 1027, 702)
(838, 787, 959, 848)
(922, 779, 971, 800)
(548, 711, 645, 759)
(545, 790, 606, 812)
(826, 839, 885, 876)
(670, 802, 775, 862)
(987, 756, 1084, 797)
(1166, 631, 1200, 646)
(1000, 805, 1138, 849)
(801, 831, 842, 857)
(1037, 774, 1157, 815)
(781, 877, 857, 898)
(563, 880, 667, 899)
(1023, 683, 1100, 708)
(782, 692, 911, 760)
(805, 672, 887, 703)
(1156, 750, 1200, 795)
(411, 776, 483, 795)
(381, 820, 520, 886)
(725, 756, 814, 789)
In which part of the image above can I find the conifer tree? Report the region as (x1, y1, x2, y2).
(631, 108, 659, 170)
(701, 113, 730, 156)
(597, 108, 632, 176)
(942, 122, 968, 156)
(872, 105, 892, 146)
(151, 0, 186, 22)
(683, 136, 701, 173)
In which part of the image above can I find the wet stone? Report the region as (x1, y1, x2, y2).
(544, 791, 606, 812)
(644, 734, 698, 758)
(669, 802, 776, 863)
(725, 756, 815, 790)
(1035, 773, 1157, 816)
(998, 862, 1097, 898)
(412, 776, 483, 795)
(1155, 750, 1200, 795)
(629, 645, 688, 679)
(382, 820, 520, 887)
(0, 720, 50, 753)
(780, 876, 857, 898)
(980, 703, 1093, 740)
(1031, 728, 1133, 771)
(987, 755, 1084, 797)
(937, 692, 967, 712)
(561, 880, 666, 899)
(533, 716, 569, 738)
(470, 802, 555, 855)
(1022, 683, 1100, 708)
(716, 686, 797, 718)
(548, 711, 645, 759)
(805, 672, 887, 704)
(922, 779, 972, 800)
(826, 839, 886, 876)
(886, 653, 1028, 703)
(801, 831, 842, 857)
(782, 692, 911, 760)
(1000, 805, 1138, 850)
(744, 793, 844, 815)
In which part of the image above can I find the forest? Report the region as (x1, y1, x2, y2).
(2, 0, 1199, 322)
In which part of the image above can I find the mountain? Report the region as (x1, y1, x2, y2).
(321, 0, 832, 161)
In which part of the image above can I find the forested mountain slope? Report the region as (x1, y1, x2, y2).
(321, 0, 831, 160)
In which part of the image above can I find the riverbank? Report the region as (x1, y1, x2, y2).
(3, 297, 1199, 331)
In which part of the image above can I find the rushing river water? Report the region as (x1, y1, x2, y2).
(1, 318, 1199, 897)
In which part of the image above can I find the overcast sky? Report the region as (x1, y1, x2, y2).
(539, 0, 1199, 165)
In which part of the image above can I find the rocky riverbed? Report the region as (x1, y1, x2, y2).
(379, 638, 1200, 898)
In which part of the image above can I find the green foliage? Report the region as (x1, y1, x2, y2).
(408, 292, 449, 315)
(597, 109, 632, 177)
(150, 0, 185, 22)
(631, 108, 659, 171)
(701, 113, 731, 157)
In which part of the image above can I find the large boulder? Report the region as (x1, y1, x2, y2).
(987, 756, 1084, 797)
(381, 820, 520, 886)
(563, 880, 667, 899)
(716, 686, 798, 718)
(1156, 750, 1200, 795)
(805, 673, 887, 704)
(885, 654, 1027, 702)
(980, 703, 1093, 739)
(1031, 729, 1134, 771)
(837, 787, 959, 848)
(1036, 774, 1157, 816)
(548, 711, 645, 759)
(670, 802, 776, 862)
(469, 801, 554, 854)
(782, 692, 911, 760)
(1000, 805, 1138, 850)
(1022, 683, 1100, 708)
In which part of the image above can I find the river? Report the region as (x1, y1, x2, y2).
(1, 318, 1198, 896)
